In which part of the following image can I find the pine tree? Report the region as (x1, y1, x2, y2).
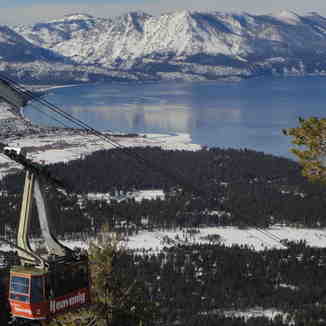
(284, 117, 326, 183)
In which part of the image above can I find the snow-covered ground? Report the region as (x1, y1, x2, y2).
(222, 307, 286, 321)
(9, 132, 200, 162)
(0, 131, 200, 177)
(124, 226, 326, 252)
(0, 104, 17, 120)
(86, 189, 165, 203)
(3, 225, 326, 253)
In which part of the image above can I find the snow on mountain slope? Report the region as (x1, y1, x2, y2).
(13, 13, 99, 49)
(15, 10, 326, 62)
(0, 24, 61, 62)
(270, 10, 302, 25)
(140, 11, 243, 57)
(52, 12, 150, 67)
(15, 11, 247, 66)
(9, 10, 326, 81)
(0, 19, 157, 84)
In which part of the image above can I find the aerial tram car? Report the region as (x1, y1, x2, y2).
(1, 146, 90, 323)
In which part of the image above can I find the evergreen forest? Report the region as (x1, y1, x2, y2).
(1, 147, 326, 325)
(1, 146, 326, 233)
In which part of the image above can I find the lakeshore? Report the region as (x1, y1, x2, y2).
(0, 99, 201, 177)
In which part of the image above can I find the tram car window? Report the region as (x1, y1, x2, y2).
(10, 275, 29, 302)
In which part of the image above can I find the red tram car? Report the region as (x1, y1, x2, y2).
(9, 257, 90, 321)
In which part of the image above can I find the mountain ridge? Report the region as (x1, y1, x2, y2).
(3, 9, 326, 83)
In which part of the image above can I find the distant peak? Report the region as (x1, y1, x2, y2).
(127, 11, 150, 17)
(50, 13, 94, 23)
(270, 10, 301, 24)
(178, 9, 192, 15)
(166, 9, 190, 16)
(119, 11, 152, 23)
(64, 13, 94, 20)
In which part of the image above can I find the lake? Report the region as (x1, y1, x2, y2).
(25, 76, 326, 158)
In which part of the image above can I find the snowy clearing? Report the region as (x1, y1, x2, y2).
(86, 189, 165, 203)
(0, 132, 200, 177)
(124, 226, 326, 252)
(222, 307, 285, 321)
(2, 226, 326, 253)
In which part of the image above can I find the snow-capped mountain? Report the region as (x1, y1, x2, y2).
(0, 20, 155, 84)
(7, 10, 326, 82)
(0, 24, 61, 62)
(13, 13, 99, 49)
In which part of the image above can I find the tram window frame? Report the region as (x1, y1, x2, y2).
(10, 275, 30, 302)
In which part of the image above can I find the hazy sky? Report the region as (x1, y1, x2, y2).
(2, 0, 326, 25)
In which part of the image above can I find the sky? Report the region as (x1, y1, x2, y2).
(1, 0, 326, 25)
